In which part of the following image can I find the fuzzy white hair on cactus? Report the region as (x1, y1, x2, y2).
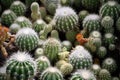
(0, 65, 6, 74)
(108, 1, 117, 6)
(16, 16, 26, 22)
(84, 14, 100, 22)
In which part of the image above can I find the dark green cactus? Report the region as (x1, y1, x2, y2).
(97, 46, 107, 58)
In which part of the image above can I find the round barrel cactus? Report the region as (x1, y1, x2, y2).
(1, 9, 17, 27)
(39, 67, 64, 80)
(15, 28, 39, 51)
(61, 40, 72, 51)
(90, 31, 102, 38)
(99, 1, 120, 21)
(102, 58, 117, 73)
(9, 23, 21, 34)
(91, 64, 101, 77)
(97, 46, 107, 58)
(70, 70, 96, 80)
(35, 56, 50, 73)
(54, 7, 79, 32)
(99, 69, 112, 80)
(43, 38, 62, 64)
(1, 0, 14, 9)
(14, 16, 32, 28)
(0, 66, 6, 80)
(33, 19, 47, 33)
(6, 52, 37, 80)
(69, 46, 93, 69)
(78, 10, 89, 22)
(83, 14, 101, 33)
(10, 1, 26, 16)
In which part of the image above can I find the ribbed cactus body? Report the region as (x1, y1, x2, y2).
(83, 14, 101, 33)
(91, 64, 101, 77)
(6, 52, 37, 80)
(15, 28, 39, 51)
(36, 56, 50, 73)
(14, 16, 32, 28)
(39, 67, 64, 80)
(10, 1, 26, 16)
(99, 69, 112, 80)
(1, 10, 17, 27)
(43, 38, 61, 63)
(78, 10, 89, 22)
(1, 0, 14, 8)
(100, 1, 120, 21)
(70, 70, 96, 80)
(102, 58, 117, 73)
(54, 7, 79, 32)
(97, 46, 107, 58)
(33, 19, 47, 33)
(69, 46, 93, 69)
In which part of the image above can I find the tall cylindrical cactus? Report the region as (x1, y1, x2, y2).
(6, 51, 37, 80)
(15, 28, 39, 51)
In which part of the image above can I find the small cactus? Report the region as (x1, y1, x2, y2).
(34, 48, 44, 59)
(56, 60, 67, 69)
(15, 28, 39, 51)
(90, 31, 102, 39)
(78, 10, 89, 22)
(91, 64, 101, 77)
(61, 40, 72, 51)
(9, 23, 21, 34)
(97, 46, 107, 58)
(58, 50, 70, 61)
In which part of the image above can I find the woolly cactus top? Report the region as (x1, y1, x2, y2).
(3, 10, 12, 14)
(107, 1, 117, 6)
(84, 14, 100, 21)
(36, 19, 45, 24)
(92, 64, 101, 70)
(12, 1, 22, 5)
(104, 58, 115, 65)
(0, 65, 6, 74)
(16, 16, 28, 22)
(54, 7, 77, 17)
(36, 56, 50, 63)
(105, 33, 113, 38)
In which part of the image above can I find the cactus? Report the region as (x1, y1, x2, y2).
(109, 44, 116, 51)
(100, 0, 120, 4)
(35, 56, 50, 73)
(90, 31, 102, 38)
(112, 77, 120, 80)
(1, 10, 17, 27)
(43, 38, 62, 64)
(81, 0, 100, 11)
(99, 69, 112, 80)
(33, 19, 47, 33)
(31, 2, 41, 21)
(1, 0, 14, 9)
(9, 23, 21, 34)
(0, 5, 2, 14)
(25, 0, 37, 8)
(61, 40, 72, 51)
(40, 7, 47, 19)
(60, 62, 73, 75)
(6, 51, 37, 80)
(10, 1, 26, 16)
(56, 60, 67, 69)
(97, 46, 107, 58)
(70, 70, 96, 80)
(15, 28, 39, 51)
(99, 1, 120, 21)
(83, 14, 101, 33)
(54, 7, 79, 32)
(34, 48, 44, 59)
(58, 50, 70, 61)
(14, 16, 32, 28)
(60, 0, 71, 6)
(101, 16, 114, 29)
(78, 10, 89, 22)
(69, 46, 93, 69)
(91, 64, 101, 77)
(39, 67, 64, 80)
(51, 30, 60, 40)
(0, 66, 6, 80)
(116, 17, 120, 32)
(102, 58, 117, 73)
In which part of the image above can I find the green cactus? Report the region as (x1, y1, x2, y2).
(14, 16, 32, 28)
(104, 28, 114, 33)
(40, 7, 47, 19)
(51, 30, 60, 40)
(58, 50, 70, 61)
(34, 48, 44, 59)
(70, 70, 96, 80)
(35, 56, 50, 73)
(109, 44, 116, 51)
(116, 17, 120, 32)
(100, 0, 120, 4)
(112, 77, 120, 80)
(83, 14, 101, 33)
(0, 66, 6, 80)
(6, 52, 37, 80)
(90, 31, 102, 38)
(1, 9, 17, 27)
(10, 1, 26, 16)
(69, 46, 93, 69)
(39, 67, 64, 80)
(15, 28, 39, 51)
(33, 19, 47, 33)
(56, 60, 67, 69)
(99, 69, 112, 80)
(1, 0, 14, 9)
(91, 64, 101, 77)
(78, 10, 89, 22)
(97, 46, 107, 58)
(61, 40, 72, 51)
(99, 1, 120, 21)
(9, 23, 21, 34)
(43, 38, 62, 64)
(102, 58, 117, 73)
(54, 7, 79, 32)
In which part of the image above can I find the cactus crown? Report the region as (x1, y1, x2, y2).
(107, 1, 117, 6)
(0, 65, 6, 74)
(16, 16, 28, 22)
(84, 14, 100, 22)
(12, 1, 21, 5)
(105, 33, 113, 38)
(31, 2, 39, 12)
(104, 58, 115, 65)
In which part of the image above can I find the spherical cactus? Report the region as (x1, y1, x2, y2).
(116, 17, 120, 32)
(9, 23, 21, 34)
(61, 40, 72, 51)
(78, 10, 89, 22)
(10, 1, 26, 16)
(103, 33, 115, 46)
(1, 0, 14, 8)
(81, 0, 100, 11)
(99, 1, 120, 21)
(15, 28, 39, 51)
(1, 10, 17, 27)
(83, 14, 101, 33)
(102, 58, 117, 73)
(56, 60, 67, 69)
(33, 19, 47, 33)
(39, 67, 64, 80)
(99, 69, 112, 80)
(14, 16, 32, 28)
(69, 46, 93, 69)
(34, 48, 44, 59)
(0, 66, 6, 80)
(54, 7, 79, 32)
(60, 63, 73, 75)
(101, 16, 114, 29)
(91, 64, 101, 77)
(90, 31, 102, 39)
(97, 46, 107, 58)
(70, 70, 96, 80)
(109, 44, 116, 51)
(35, 56, 50, 73)
(6, 52, 37, 80)
(43, 38, 62, 64)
